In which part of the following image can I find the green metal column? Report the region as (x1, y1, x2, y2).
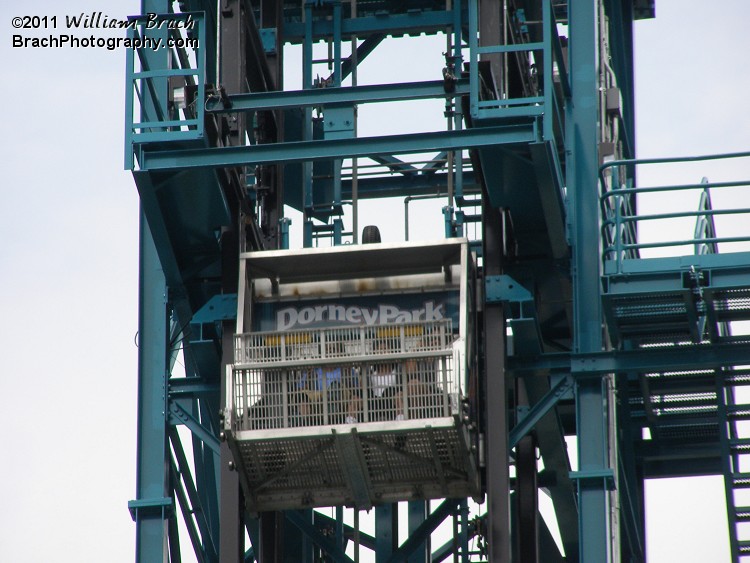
(376, 504, 398, 561)
(407, 501, 429, 563)
(567, 1, 612, 561)
(132, 212, 171, 561)
(131, 2, 172, 560)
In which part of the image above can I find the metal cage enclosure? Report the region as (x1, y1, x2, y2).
(224, 239, 480, 512)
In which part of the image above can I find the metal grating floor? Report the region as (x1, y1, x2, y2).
(707, 288, 750, 322)
(230, 421, 479, 512)
(604, 291, 697, 345)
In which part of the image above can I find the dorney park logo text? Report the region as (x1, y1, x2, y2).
(276, 301, 445, 331)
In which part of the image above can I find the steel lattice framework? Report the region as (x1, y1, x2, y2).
(126, 0, 750, 561)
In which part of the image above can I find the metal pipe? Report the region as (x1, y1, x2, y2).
(354, 509, 360, 563)
(599, 150, 750, 175)
(503, 0, 508, 99)
(607, 235, 750, 253)
(352, 0, 359, 243)
(215, 0, 221, 86)
(446, 30, 455, 208)
(602, 206, 750, 225)
(303, 1, 314, 246)
(600, 179, 750, 200)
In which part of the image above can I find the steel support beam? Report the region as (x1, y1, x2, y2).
(603, 0, 636, 158)
(568, 0, 612, 560)
(479, 0, 502, 92)
(258, 0, 285, 251)
(132, 3, 172, 558)
(220, 0, 248, 146)
(614, 373, 646, 561)
(286, 511, 353, 563)
(312, 512, 376, 552)
(388, 500, 457, 563)
(516, 433, 538, 563)
(139, 126, 537, 171)
(282, 11, 455, 42)
(259, 511, 285, 563)
(407, 501, 429, 563)
(219, 227, 243, 561)
(339, 172, 478, 201)
(509, 376, 573, 449)
(169, 401, 221, 454)
(483, 201, 511, 562)
(220, 319, 244, 563)
(133, 210, 171, 562)
(220, 0, 282, 251)
(206, 80, 470, 112)
(332, 32, 385, 84)
(376, 504, 398, 561)
(508, 342, 750, 376)
(515, 375, 538, 563)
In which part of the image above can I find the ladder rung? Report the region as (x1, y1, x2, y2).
(726, 374, 750, 386)
(738, 540, 750, 554)
(736, 507, 750, 521)
(733, 473, 750, 488)
(728, 405, 750, 420)
(730, 438, 750, 452)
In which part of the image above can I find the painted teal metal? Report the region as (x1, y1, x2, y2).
(598, 150, 750, 562)
(129, 4, 176, 561)
(566, 0, 612, 560)
(138, 126, 538, 170)
(126, 0, 749, 561)
(600, 152, 750, 272)
(282, 10, 455, 41)
(125, 11, 206, 169)
(207, 80, 470, 113)
(468, 0, 568, 129)
(509, 376, 574, 449)
(132, 212, 172, 561)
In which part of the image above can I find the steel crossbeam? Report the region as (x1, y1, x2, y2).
(508, 342, 750, 375)
(206, 80, 471, 112)
(138, 125, 537, 171)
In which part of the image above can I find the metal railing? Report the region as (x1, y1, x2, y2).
(230, 319, 460, 430)
(467, 0, 570, 146)
(235, 319, 453, 367)
(230, 355, 457, 431)
(599, 151, 750, 274)
(124, 11, 206, 169)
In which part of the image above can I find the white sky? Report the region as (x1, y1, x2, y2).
(1, 0, 749, 561)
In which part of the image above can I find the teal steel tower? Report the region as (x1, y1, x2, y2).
(125, 0, 750, 561)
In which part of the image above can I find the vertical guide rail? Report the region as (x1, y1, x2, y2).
(483, 202, 511, 562)
(331, 1, 344, 245)
(568, 0, 612, 560)
(129, 4, 172, 560)
(450, 0, 464, 205)
(302, 2, 314, 247)
(468, 0, 479, 120)
(542, 0, 553, 143)
(131, 213, 171, 561)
